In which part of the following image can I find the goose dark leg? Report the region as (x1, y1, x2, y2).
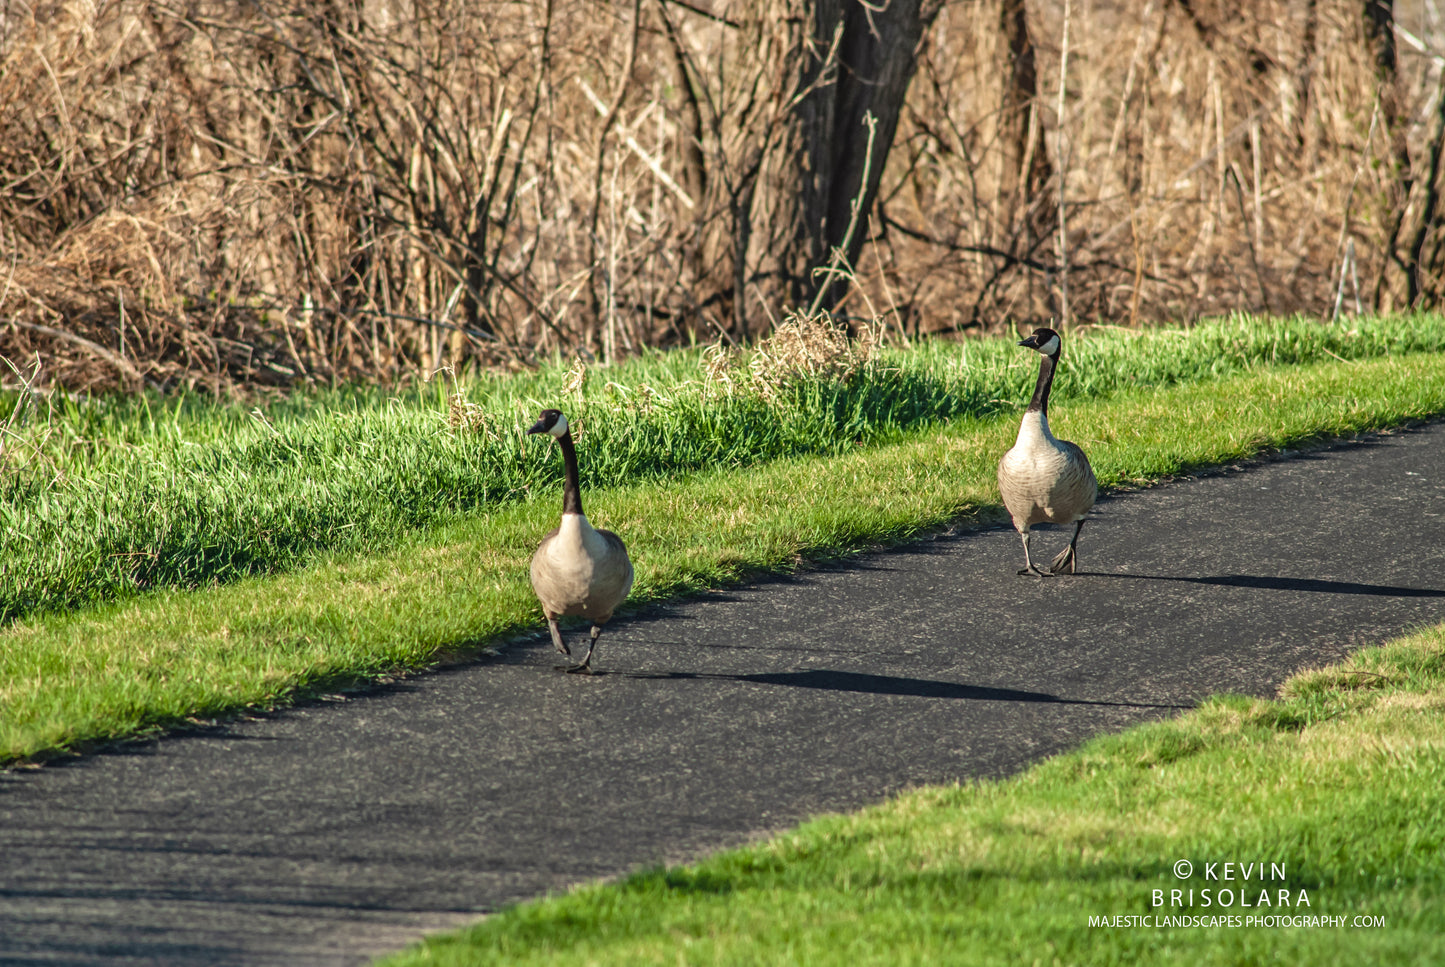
(559, 624, 604, 674)
(1049, 520, 1086, 575)
(1017, 531, 1051, 578)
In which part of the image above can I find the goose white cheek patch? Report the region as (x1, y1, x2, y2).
(548, 414, 569, 438)
(1037, 334, 1060, 356)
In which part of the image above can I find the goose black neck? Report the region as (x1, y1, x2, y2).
(1027, 352, 1058, 416)
(557, 431, 585, 516)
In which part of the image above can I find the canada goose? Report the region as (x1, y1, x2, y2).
(997, 327, 1097, 577)
(527, 409, 634, 673)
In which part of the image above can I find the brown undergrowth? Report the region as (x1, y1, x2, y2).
(0, 1, 1438, 392)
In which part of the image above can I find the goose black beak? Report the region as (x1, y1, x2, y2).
(1018, 335, 1040, 349)
(526, 418, 548, 435)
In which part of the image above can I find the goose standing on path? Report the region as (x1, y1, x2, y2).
(527, 409, 633, 673)
(997, 327, 1097, 577)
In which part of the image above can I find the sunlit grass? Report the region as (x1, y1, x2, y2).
(3, 351, 1444, 763)
(3, 313, 1444, 624)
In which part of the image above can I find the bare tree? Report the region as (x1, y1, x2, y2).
(997, 0, 1053, 248)
(1365, 0, 1414, 308)
(686, 0, 941, 331)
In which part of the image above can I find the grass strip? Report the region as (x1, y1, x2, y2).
(376, 625, 1445, 967)
(3, 352, 1445, 764)
(4, 313, 1445, 624)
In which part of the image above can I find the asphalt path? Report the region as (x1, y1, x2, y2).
(4, 422, 1445, 965)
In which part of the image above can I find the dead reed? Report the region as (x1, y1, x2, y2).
(1, 1, 1441, 392)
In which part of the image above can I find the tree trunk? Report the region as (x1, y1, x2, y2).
(1405, 55, 1445, 308)
(1364, 0, 1413, 309)
(996, 0, 1053, 265)
(741, 0, 939, 320)
(1294, 0, 1317, 157)
(671, 0, 938, 336)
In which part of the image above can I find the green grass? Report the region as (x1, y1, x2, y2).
(4, 313, 1445, 625)
(3, 350, 1445, 763)
(4, 316, 1444, 962)
(375, 627, 1445, 966)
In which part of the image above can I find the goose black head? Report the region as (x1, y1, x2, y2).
(1019, 327, 1062, 359)
(527, 409, 570, 439)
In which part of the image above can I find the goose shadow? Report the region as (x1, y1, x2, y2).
(625, 669, 1190, 711)
(1080, 573, 1445, 598)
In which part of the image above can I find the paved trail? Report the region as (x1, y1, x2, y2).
(3, 423, 1445, 966)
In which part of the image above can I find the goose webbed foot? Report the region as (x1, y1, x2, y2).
(1048, 520, 1086, 575)
(1018, 564, 1052, 578)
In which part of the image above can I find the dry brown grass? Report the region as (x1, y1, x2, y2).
(871, 0, 1439, 332)
(0, 0, 709, 389)
(1, 1, 1441, 391)
(743, 309, 880, 397)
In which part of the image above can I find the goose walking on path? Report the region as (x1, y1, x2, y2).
(997, 327, 1097, 577)
(527, 409, 634, 673)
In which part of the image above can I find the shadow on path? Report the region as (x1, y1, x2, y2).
(1082, 573, 1445, 597)
(626, 669, 1191, 710)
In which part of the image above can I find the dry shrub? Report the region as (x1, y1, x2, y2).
(0, 0, 1441, 393)
(0, 0, 720, 390)
(865, 0, 1436, 333)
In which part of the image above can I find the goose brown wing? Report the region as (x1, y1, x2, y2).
(1055, 440, 1097, 514)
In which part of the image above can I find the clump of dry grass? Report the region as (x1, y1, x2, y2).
(701, 342, 741, 396)
(445, 392, 499, 439)
(563, 358, 589, 397)
(734, 310, 882, 398)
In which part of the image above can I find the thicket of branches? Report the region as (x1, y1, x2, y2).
(1, 0, 1442, 391)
